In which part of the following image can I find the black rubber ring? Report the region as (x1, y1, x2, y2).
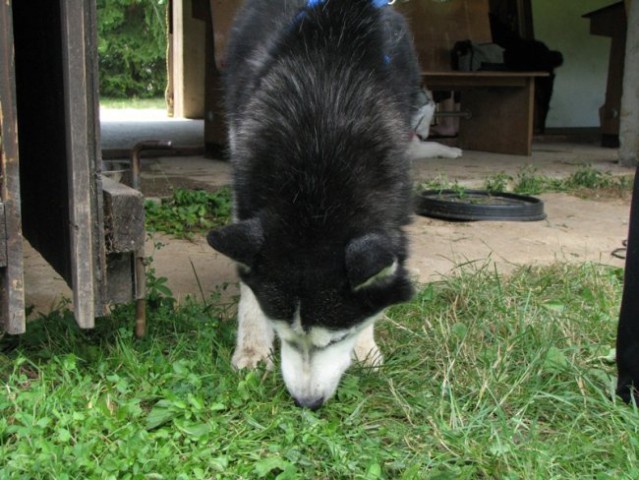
(415, 190, 547, 222)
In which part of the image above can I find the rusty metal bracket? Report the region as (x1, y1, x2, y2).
(129, 140, 172, 337)
(130, 140, 173, 191)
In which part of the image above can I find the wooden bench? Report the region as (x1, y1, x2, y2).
(396, 0, 544, 156)
(422, 71, 548, 156)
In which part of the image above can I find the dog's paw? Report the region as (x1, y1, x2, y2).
(446, 147, 463, 159)
(354, 346, 384, 369)
(353, 325, 383, 368)
(353, 342, 384, 368)
(232, 348, 274, 370)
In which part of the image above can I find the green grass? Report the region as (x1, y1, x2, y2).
(100, 97, 167, 110)
(145, 187, 233, 239)
(1, 261, 636, 478)
(420, 164, 634, 198)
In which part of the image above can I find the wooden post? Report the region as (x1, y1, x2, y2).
(172, 0, 206, 118)
(619, 0, 639, 166)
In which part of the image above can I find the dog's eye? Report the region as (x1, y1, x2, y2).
(319, 332, 350, 349)
(286, 341, 305, 353)
(327, 334, 348, 346)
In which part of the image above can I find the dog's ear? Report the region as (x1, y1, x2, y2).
(345, 233, 398, 291)
(207, 218, 264, 268)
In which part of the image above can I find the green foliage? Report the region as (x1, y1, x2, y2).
(483, 171, 511, 193)
(1, 262, 634, 478)
(97, 0, 167, 98)
(99, 97, 167, 109)
(417, 164, 632, 198)
(419, 175, 468, 195)
(145, 188, 233, 239)
(512, 165, 564, 195)
(478, 164, 633, 197)
(564, 165, 633, 191)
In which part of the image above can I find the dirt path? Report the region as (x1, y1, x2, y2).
(139, 192, 628, 304)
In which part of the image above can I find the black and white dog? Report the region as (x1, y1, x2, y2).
(208, 0, 420, 409)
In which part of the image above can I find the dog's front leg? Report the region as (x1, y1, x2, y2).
(353, 324, 383, 368)
(232, 282, 275, 370)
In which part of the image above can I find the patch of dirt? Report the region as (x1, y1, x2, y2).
(572, 186, 634, 203)
(406, 192, 628, 283)
(140, 176, 215, 198)
(141, 192, 630, 303)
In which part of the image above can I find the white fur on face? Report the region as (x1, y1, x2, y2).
(272, 315, 379, 408)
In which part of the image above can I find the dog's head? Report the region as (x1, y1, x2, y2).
(208, 218, 412, 408)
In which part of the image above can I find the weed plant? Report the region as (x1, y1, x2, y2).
(145, 187, 232, 239)
(1, 262, 636, 478)
(419, 164, 633, 199)
(495, 165, 633, 197)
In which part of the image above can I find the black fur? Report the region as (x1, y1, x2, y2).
(209, 0, 418, 329)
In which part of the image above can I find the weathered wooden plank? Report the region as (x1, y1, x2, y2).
(106, 253, 135, 305)
(102, 176, 145, 254)
(0, 0, 26, 334)
(60, 0, 105, 328)
(0, 202, 8, 268)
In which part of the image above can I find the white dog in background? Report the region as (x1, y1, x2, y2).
(408, 89, 463, 159)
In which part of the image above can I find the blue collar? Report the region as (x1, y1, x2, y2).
(293, 0, 392, 63)
(306, 0, 388, 9)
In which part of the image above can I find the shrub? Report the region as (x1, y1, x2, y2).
(97, 0, 167, 98)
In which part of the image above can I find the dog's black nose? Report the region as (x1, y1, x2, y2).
(293, 396, 324, 411)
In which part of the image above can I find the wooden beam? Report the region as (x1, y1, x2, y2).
(102, 176, 145, 306)
(102, 177, 145, 254)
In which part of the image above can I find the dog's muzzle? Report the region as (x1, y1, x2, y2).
(279, 334, 358, 409)
(293, 396, 325, 411)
